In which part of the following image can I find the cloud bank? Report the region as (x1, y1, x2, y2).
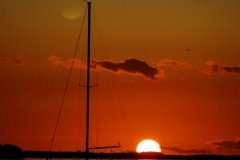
(201, 61, 240, 75)
(48, 55, 240, 80)
(0, 57, 26, 65)
(48, 56, 164, 80)
(210, 139, 240, 150)
(162, 146, 211, 154)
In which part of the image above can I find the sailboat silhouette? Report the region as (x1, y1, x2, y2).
(48, 0, 121, 158)
(83, 1, 121, 157)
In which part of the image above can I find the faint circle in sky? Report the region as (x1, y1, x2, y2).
(62, 8, 82, 20)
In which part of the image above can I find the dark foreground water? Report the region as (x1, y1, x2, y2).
(25, 159, 186, 160)
(22, 158, 240, 160)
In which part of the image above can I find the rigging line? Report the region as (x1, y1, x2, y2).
(93, 11, 134, 145)
(76, 2, 88, 150)
(92, 11, 123, 147)
(77, 1, 88, 85)
(48, 5, 87, 152)
(76, 14, 88, 152)
(92, 19, 99, 86)
(78, 25, 87, 85)
(75, 81, 86, 152)
(93, 12, 108, 59)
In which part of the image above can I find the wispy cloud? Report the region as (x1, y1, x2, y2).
(162, 146, 211, 154)
(209, 139, 240, 150)
(48, 55, 85, 69)
(157, 59, 193, 70)
(0, 57, 26, 65)
(200, 61, 240, 75)
(92, 58, 164, 80)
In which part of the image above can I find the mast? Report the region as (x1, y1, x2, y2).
(85, 0, 91, 155)
(84, 1, 120, 156)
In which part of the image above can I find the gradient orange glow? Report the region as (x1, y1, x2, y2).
(1, 0, 240, 155)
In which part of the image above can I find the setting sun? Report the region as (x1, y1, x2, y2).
(136, 139, 161, 153)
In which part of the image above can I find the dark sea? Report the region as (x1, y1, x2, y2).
(24, 159, 187, 160)
(24, 159, 183, 160)
(24, 159, 190, 160)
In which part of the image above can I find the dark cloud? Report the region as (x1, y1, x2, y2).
(157, 59, 193, 69)
(48, 56, 164, 80)
(222, 66, 240, 73)
(0, 57, 10, 63)
(210, 139, 240, 150)
(14, 59, 26, 65)
(92, 58, 164, 80)
(162, 146, 211, 154)
(0, 57, 26, 65)
(201, 61, 240, 74)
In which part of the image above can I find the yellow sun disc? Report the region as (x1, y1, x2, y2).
(136, 139, 161, 153)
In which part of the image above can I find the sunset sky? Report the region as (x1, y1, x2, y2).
(1, 0, 240, 155)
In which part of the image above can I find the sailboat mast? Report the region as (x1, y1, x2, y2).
(85, 1, 91, 154)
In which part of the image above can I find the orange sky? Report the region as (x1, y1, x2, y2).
(1, 0, 240, 155)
